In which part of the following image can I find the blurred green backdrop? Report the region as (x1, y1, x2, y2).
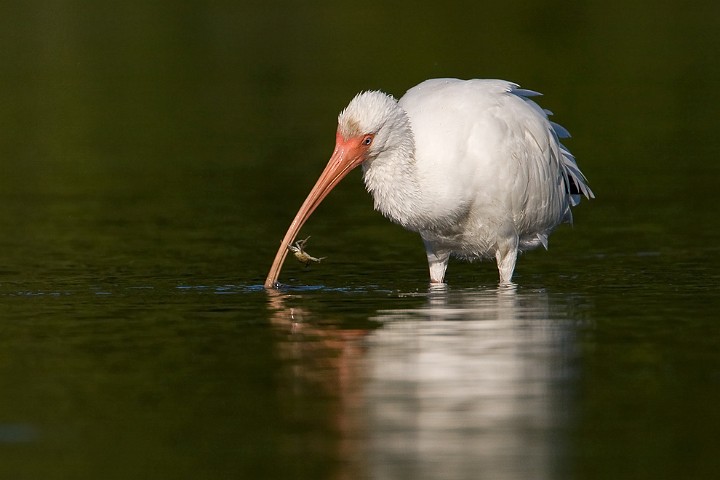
(2, 0, 719, 283)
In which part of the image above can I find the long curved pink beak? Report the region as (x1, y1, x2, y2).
(264, 132, 369, 288)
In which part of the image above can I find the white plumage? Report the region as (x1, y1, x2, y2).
(265, 78, 593, 288)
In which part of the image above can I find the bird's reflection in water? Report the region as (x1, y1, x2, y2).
(267, 286, 577, 480)
(366, 285, 575, 480)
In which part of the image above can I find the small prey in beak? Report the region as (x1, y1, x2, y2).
(287, 236, 326, 267)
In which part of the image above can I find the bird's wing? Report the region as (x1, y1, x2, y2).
(510, 85, 595, 206)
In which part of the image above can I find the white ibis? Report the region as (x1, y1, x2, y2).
(264, 78, 593, 288)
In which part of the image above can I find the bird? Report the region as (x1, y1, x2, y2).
(264, 78, 593, 288)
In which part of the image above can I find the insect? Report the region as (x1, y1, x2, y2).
(287, 236, 326, 267)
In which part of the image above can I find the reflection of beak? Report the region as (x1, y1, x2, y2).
(264, 132, 368, 288)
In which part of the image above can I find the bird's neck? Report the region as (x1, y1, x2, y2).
(361, 131, 428, 232)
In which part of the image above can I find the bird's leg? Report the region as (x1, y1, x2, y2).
(423, 240, 450, 284)
(495, 236, 519, 285)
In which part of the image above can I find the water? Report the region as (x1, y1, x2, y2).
(2, 1, 720, 479)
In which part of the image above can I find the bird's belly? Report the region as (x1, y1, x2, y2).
(419, 219, 498, 260)
(418, 207, 558, 260)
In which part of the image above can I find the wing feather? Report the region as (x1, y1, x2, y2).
(510, 85, 595, 207)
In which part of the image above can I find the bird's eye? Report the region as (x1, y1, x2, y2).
(362, 134, 374, 146)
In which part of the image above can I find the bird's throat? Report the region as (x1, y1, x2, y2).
(362, 147, 428, 232)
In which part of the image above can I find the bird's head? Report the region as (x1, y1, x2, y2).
(337, 90, 413, 166)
